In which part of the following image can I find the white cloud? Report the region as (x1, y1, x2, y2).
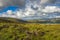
(42, 6, 60, 13)
(6, 10, 13, 15)
(0, 11, 16, 18)
(55, 16, 60, 18)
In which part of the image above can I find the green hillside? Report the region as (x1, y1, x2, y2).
(0, 17, 27, 23)
(0, 17, 60, 40)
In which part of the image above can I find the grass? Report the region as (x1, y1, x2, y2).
(0, 22, 60, 40)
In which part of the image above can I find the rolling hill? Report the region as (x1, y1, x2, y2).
(0, 17, 27, 23)
(0, 17, 60, 40)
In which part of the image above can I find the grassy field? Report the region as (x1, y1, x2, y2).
(0, 17, 60, 40)
(0, 22, 60, 40)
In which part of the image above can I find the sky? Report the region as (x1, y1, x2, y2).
(0, 0, 60, 20)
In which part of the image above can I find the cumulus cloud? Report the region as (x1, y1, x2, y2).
(42, 6, 60, 13)
(0, 8, 36, 18)
(0, 10, 16, 18)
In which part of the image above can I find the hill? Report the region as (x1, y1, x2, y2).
(0, 17, 27, 23)
(0, 17, 60, 40)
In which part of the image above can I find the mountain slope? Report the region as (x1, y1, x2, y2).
(0, 17, 27, 23)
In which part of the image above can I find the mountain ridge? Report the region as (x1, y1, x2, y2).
(0, 17, 60, 23)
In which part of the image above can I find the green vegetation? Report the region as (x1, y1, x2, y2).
(0, 17, 60, 40)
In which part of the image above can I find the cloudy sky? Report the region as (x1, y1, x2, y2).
(0, 0, 60, 20)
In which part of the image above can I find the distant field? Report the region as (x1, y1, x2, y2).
(0, 22, 60, 40)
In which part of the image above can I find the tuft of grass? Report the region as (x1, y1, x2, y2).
(0, 22, 60, 40)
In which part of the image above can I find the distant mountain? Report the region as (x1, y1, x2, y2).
(26, 18, 60, 23)
(0, 17, 60, 23)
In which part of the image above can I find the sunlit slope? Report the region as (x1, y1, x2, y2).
(0, 17, 60, 40)
(0, 17, 27, 23)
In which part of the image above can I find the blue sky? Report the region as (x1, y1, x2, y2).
(0, 6, 25, 13)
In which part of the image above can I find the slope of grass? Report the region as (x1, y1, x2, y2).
(0, 17, 60, 40)
(0, 22, 60, 40)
